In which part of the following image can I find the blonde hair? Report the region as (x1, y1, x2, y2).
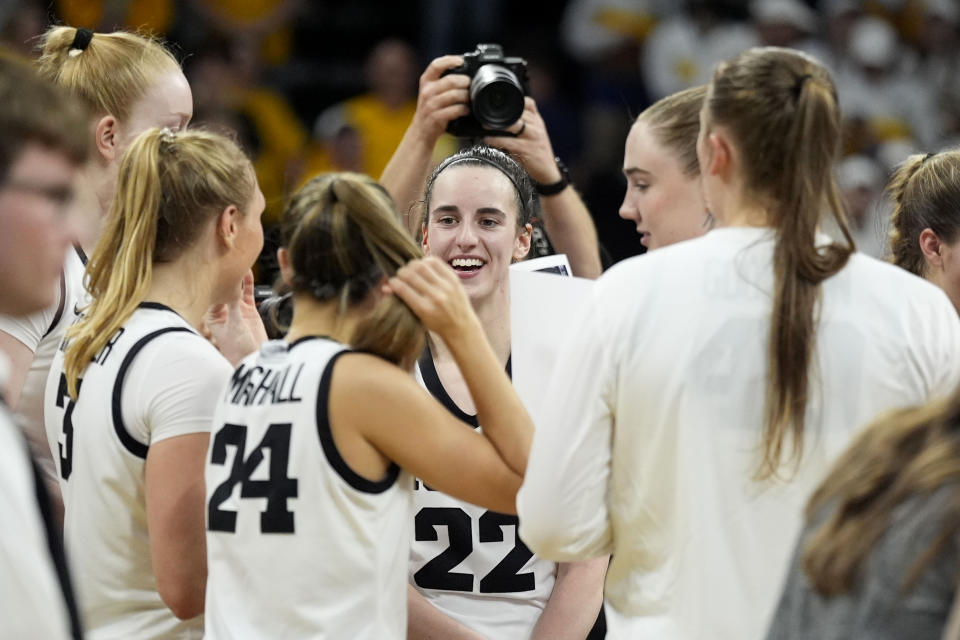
(36, 26, 180, 120)
(637, 85, 707, 178)
(887, 151, 960, 277)
(802, 389, 960, 596)
(706, 47, 855, 480)
(282, 173, 425, 370)
(64, 128, 254, 396)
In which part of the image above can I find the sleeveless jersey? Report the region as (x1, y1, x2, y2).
(410, 348, 556, 639)
(0, 245, 88, 482)
(43, 302, 232, 640)
(204, 337, 414, 639)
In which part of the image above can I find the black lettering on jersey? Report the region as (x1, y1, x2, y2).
(208, 422, 299, 534)
(54, 372, 81, 480)
(413, 478, 437, 491)
(227, 364, 305, 407)
(92, 327, 125, 366)
(413, 508, 473, 591)
(414, 507, 537, 594)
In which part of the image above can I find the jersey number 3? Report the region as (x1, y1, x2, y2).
(414, 507, 536, 593)
(207, 422, 298, 534)
(54, 373, 79, 480)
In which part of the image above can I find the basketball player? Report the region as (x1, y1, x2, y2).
(518, 47, 960, 640)
(203, 173, 532, 638)
(403, 145, 606, 640)
(0, 26, 193, 514)
(0, 55, 87, 640)
(885, 149, 960, 314)
(44, 127, 263, 638)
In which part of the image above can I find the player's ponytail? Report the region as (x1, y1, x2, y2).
(282, 173, 425, 370)
(64, 128, 254, 397)
(36, 26, 179, 121)
(886, 151, 960, 277)
(706, 47, 854, 480)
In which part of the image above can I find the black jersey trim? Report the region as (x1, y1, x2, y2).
(73, 243, 87, 266)
(42, 268, 67, 340)
(111, 327, 196, 459)
(418, 345, 479, 428)
(287, 335, 334, 350)
(316, 350, 401, 494)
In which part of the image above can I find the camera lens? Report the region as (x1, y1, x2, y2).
(470, 64, 524, 131)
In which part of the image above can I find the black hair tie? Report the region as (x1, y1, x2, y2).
(71, 27, 94, 52)
(922, 152, 937, 164)
(792, 74, 812, 101)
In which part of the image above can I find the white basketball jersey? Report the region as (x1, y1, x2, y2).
(0, 245, 88, 481)
(44, 302, 232, 640)
(410, 349, 556, 639)
(205, 337, 414, 639)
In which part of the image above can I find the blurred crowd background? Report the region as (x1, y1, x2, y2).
(1, 0, 957, 272)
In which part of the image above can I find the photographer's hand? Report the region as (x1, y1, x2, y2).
(484, 97, 561, 185)
(381, 55, 469, 236)
(485, 98, 603, 279)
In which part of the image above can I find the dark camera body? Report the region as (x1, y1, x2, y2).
(443, 44, 529, 138)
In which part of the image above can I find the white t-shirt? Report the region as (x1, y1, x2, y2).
(205, 337, 413, 639)
(410, 350, 556, 639)
(0, 352, 74, 640)
(44, 302, 232, 640)
(517, 227, 960, 640)
(0, 246, 87, 482)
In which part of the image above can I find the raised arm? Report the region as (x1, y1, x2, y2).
(334, 257, 533, 513)
(485, 98, 602, 279)
(380, 56, 469, 236)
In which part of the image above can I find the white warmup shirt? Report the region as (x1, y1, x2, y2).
(0, 246, 87, 481)
(205, 337, 413, 639)
(517, 227, 960, 640)
(44, 302, 232, 640)
(0, 353, 75, 640)
(410, 349, 556, 639)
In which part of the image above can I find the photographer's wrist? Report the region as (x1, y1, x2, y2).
(535, 157, 571, 196)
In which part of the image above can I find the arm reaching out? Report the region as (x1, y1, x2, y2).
(485, 98, 602, 279)
(380, 56, 470, 235)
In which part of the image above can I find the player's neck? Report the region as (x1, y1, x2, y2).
(145, 256, 218, 331)
(284, 294, 367, 346)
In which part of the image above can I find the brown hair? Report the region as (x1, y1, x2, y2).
(35, 26, 180, 121)
(64, 128, 254, 396)
(0, 54, 89, 180)
(705, 47, 855, 479)
(637, 84, 707, 178)
(887, 151, 960, 277)
(281, 173, 425, 370)
(802, 389, 960, 595)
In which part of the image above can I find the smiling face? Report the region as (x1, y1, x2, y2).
(422, 165, 531, 307)
(620, 119, 708, 250)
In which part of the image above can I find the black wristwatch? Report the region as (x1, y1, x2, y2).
(535, 157, 571, 196)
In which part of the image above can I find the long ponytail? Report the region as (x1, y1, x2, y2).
(707, 47, 854, 479)
(64, 127, 254, 396)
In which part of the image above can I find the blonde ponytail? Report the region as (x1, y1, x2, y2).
(64, 127, 254, 396)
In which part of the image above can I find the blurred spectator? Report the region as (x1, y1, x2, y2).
(310, 38, 422, 180)
(55, 0, 174, 34)
(835, 15, 937, 151)
(187, 42, 308, 225)
(837, 154, 889, 259)
(182, 0, 302, 65)
(0, 0, 44, 57)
